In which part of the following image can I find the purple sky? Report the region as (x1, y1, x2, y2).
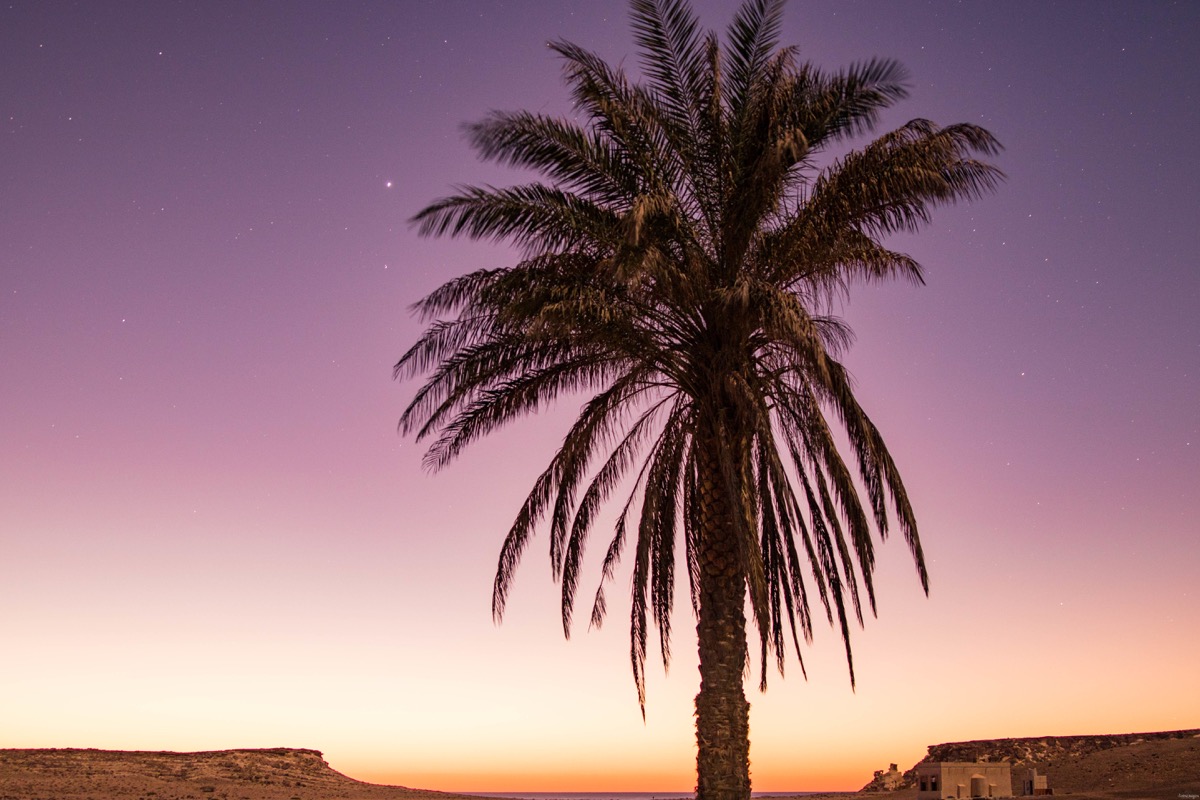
(2, 0, 1198, 792)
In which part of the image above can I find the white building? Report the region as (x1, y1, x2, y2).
(916, 762, 1014, 799)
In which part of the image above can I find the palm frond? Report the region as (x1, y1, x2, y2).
(724, 0, 786, 115)
(466, 110, 638, 205)
(400, 0, 1001, 717)
(629, 0, 707, 138)
(559, 389, 676, 633)
(412, 183, 618, 253)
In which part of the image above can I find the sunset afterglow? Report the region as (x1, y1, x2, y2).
(2, 1, 1197, 793)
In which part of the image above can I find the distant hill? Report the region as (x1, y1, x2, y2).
(0, 747, 480, 800)
(861, 728, 1200, 800)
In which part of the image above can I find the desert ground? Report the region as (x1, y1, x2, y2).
(2, 731, 1197, 800)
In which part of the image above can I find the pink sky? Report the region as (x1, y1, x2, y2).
(2, 0, 1197, 792)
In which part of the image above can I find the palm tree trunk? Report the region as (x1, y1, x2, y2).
(694, 432, 750, 800)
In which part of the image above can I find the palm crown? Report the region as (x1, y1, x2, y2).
(397, 1, 1001, 798)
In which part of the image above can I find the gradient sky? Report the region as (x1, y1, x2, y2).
(2, 0, 1198, 793)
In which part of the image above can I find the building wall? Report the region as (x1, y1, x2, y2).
(1016, 768, 1050, 796)
(917, 762, 1014, 800)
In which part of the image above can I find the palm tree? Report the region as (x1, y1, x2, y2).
(395, 1, 1002, 799)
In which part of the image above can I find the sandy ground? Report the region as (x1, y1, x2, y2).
(2, 743, 1196, 800)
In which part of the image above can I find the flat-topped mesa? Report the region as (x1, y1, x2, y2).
(859, 728, 1200, 795)
(1, 747, 340, 783)
(0, 747, 480, 800)
(919, 728, 1200, 769)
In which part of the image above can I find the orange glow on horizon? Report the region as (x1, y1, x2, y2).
(342, 763, 870, 794)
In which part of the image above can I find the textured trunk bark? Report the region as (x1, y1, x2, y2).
(694, 432, 751, 800)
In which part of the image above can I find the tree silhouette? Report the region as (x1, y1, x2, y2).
(397, 2, 1002, 798)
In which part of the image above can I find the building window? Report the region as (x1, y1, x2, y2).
(921, 778, 929, 792)
(932, 776, 940, 793)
